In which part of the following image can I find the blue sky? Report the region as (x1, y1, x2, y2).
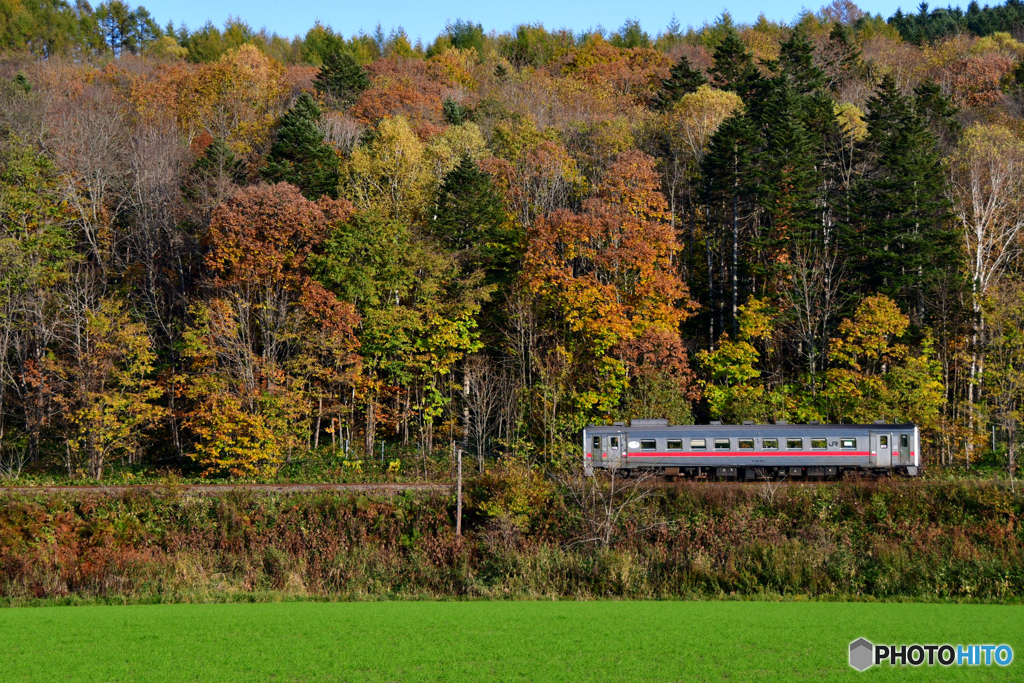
(142, 0, 920, 43)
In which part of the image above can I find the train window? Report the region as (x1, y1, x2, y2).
(840, 438, 856, 449)
(762, 438, 779, 449)
(811, 438, 827, 450)
(738, 438, 754, 450)
(879, 435, 888, 448)
(640, 439, 657, 451)
(787, 438, 803, 449)
(592, 436, 601, 451)
(690, 438, 706, 450)
(667, 439, 683, 450)
(714, 438, 731, 450)
(610, 437, 619, 448)
(901, 434, 908, 448)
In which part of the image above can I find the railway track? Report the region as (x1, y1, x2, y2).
(0, 482, 453, 496)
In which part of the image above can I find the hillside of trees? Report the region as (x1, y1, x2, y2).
(2, 0, 1024, 481)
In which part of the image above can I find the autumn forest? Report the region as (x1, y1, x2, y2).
(2, 0, 1024, 481)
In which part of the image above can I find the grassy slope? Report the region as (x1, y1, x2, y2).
(0, 601, 1020, 682)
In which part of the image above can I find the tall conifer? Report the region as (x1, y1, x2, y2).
(262, 93, 340, 200)
(431, 155, 519, 279)
(652, 55, 708, 111)
(710, 31, 760, 99)
(313, 52, 369, 108)
(844, 76, 956, 321)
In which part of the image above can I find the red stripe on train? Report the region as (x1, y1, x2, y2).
(611, 451, 871, 458)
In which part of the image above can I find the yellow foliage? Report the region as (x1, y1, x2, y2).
(665, 86, 743, 165)
(145, 36, 188, 61)
(835, 102, 868, 142)
(175, 44, 288, 155)
(971, 32, 1024, 60)
(697, 298, 783, 424)
(741, 27, 781, 64)
(424, 122, 488, 181)
(426, 48, 479, 88)
(475, 456, 553, 531)
(830, 294, 909, 372)
(345, 115, 432, 219)
(56, 298, 166, 480)
(179, 300, 311, 478)
(924, 34, 975, 70)
(186, 392, 285, 478)
(737, 296, 776, 342)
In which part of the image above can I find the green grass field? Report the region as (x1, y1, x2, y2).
(0, 601, 1020, 681)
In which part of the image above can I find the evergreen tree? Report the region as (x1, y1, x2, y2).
(776, 27, 825, 96)
(652, 54, 708, 111)
(914, 80, 960, 149)
(431, 155, 519, 279)
(702, 112, 758, 337)
(313, 52, 369, 108)
(710, 31, 760, 99)
(442, 98, 467, 125)
(11, 72, 31, 93)
(262, 93, 340, 200)
(193, 137, 246, 184)
(843, 76, 957, 322)
(774, 29, 839, 151)
(185, 137, 248, 209)
(755, 83, 823, 249)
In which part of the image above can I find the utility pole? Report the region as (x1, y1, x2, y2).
(455, 442, 463, 537)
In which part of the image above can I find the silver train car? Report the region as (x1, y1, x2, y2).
(583, 419, 920, 479)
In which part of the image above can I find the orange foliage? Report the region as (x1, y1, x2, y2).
(942, 54, 1014, 107)
(185, 183, 361, 476)
(557, 37, 670, 103)
(350, 58, 447, 127)
(615, 328, 700, 399)
(206, 182, 352, 294)
(525, 150, 695, 348)
(164, 45, 288, 155)
(204, 182, 361, 363)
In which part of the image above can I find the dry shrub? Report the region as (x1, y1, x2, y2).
(0, 480, 1020, 604)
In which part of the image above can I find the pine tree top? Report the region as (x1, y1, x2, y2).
(263, 93, 340, 200)
(314, 52, 370, 108)
(653, 55, 708, 111)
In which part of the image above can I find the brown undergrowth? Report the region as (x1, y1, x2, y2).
(0, 473, 1021, 605)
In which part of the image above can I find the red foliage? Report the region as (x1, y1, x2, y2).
(349, 58, 447, 126)
(206, 182, 353, 286)
(943, 53, 1014, 107)
(667, 43, 713, 73)
(284, 65, 319, 98)
(205, 182, 360, 348)
(615, 327, 700, 400)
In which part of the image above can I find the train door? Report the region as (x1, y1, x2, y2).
(590, 434, 604, 468)
(897, 433, 910, 464)
(607, 433, 623, 469)
(870, 432, 892, 467)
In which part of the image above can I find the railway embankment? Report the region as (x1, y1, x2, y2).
(0, 472, 1020, 605)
